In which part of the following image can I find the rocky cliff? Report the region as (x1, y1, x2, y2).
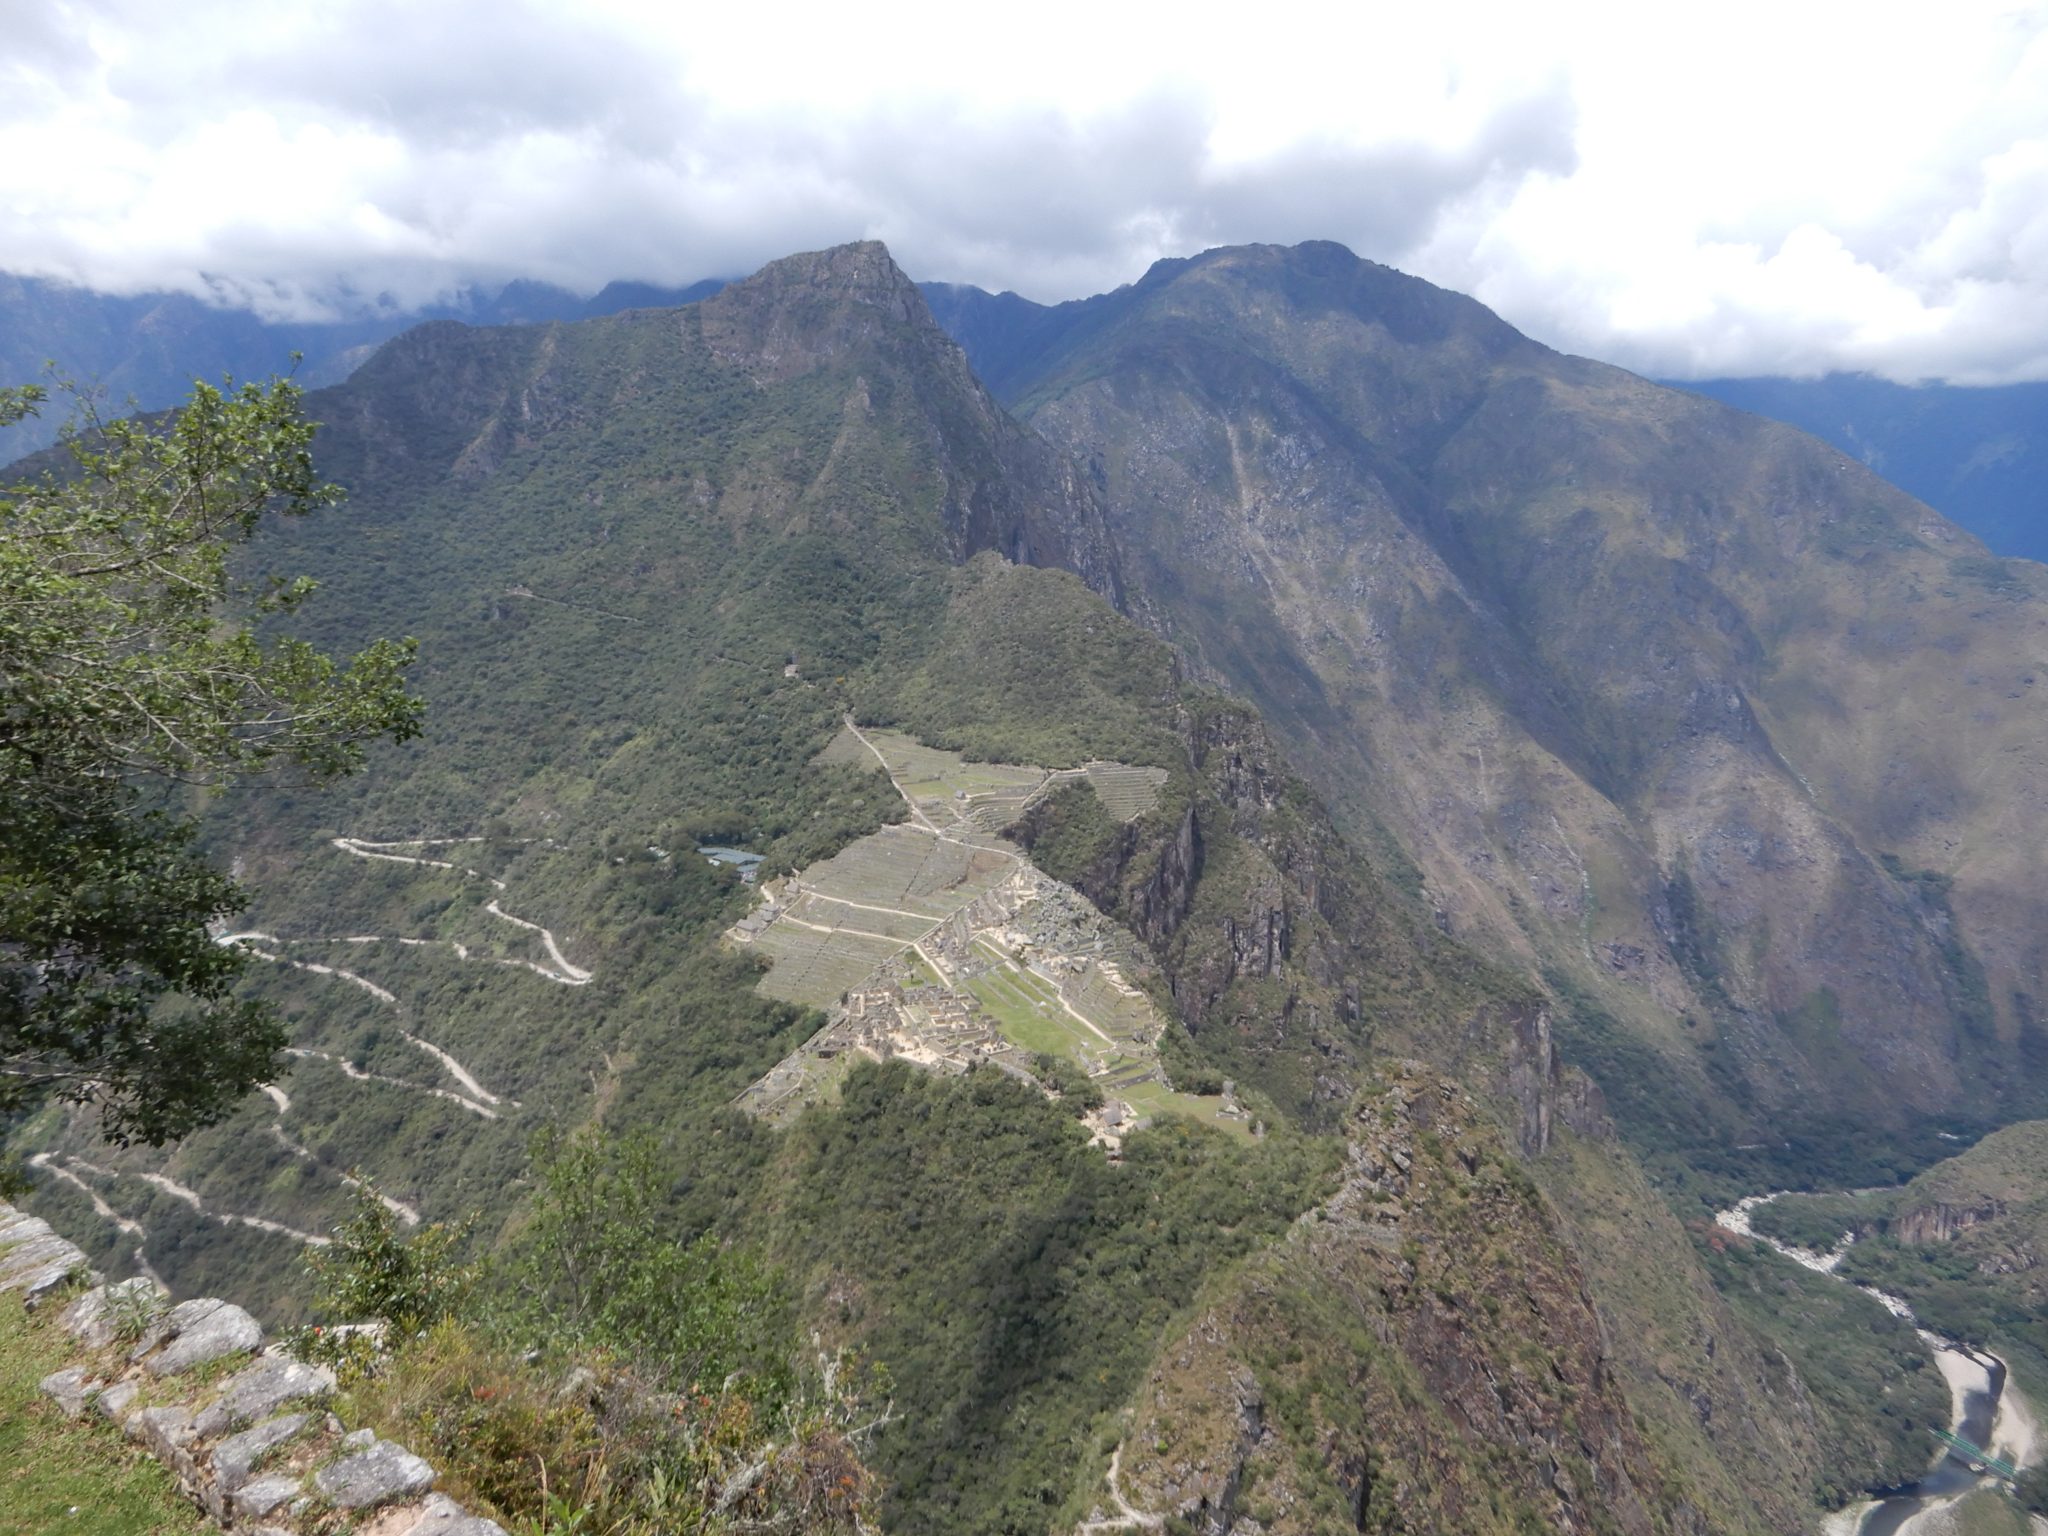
(1104, 1064, 1803, 1535)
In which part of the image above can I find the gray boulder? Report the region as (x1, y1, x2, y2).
(95, 1378, 139, 1425)
(0, 1211, 54, 1246)
(127, 1404, 201, 1485)
(312, 1436, 436, 1509)
(0, 1234, 86, 1301)
(191, 1353, 334, 1437)
(212, 1411, 314, 1494)
(230, 1474, 303, 1521)
(61, 1277, 164, 1349)
(407, 1491, 511, 1536)
(37, 1365, 96, 1418)
(144, 1297, 262, 1376)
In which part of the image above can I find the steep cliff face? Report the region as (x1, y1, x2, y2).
(1014, 690, 1535, 1124)
(1859, 1120, 2048, 1314)
(1106, 1065, 1803, 1535)
(954, 240, 2048, 1162)
(694, 242, 1131, 600)
(1894, 1200, 2008, 1244)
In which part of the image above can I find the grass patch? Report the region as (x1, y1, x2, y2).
(1121, 1080, 1252, 1137)
(0, 1292, 208, 1536)
(967, 968, 1091, 1060)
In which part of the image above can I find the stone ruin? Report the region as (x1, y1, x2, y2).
(0, 1199, 504, 1535)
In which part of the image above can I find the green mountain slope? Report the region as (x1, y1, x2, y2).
(960, 241, 2048, 1186)
(5, 243, 1913, 1534)
(1765, 1120, 2048, 1398)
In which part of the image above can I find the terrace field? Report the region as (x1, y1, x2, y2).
(815, 723, 1166, 833)
(734, 723, 1250, 1141)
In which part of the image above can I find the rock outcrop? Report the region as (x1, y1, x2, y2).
(0, 1200, 504, 1536)
(1895, 1199, 2010, 1245)
(1107, 1065, 1693, 1535)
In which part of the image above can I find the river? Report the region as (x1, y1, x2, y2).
(1714, 1194, 2041, 1535)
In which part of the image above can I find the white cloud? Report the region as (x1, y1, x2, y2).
(2, 0, 2046, 380)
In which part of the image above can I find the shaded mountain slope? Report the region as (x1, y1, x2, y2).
(951, 241, 2048, 1183)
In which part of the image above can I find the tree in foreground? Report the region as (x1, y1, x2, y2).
(0, 376, 420, 1144)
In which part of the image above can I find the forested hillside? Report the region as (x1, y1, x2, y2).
(5, 241, 1984, 1535)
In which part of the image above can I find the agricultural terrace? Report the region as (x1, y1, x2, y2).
(733, 727, 1248, 1142)
(813, 723, 1167, 837)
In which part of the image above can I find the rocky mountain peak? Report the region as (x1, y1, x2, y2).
(712, 239, 929, 327)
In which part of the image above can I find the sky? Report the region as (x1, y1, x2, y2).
(5, 0, 2048, 383)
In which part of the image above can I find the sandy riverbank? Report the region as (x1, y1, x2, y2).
(1992, 1353, 2041, 1472)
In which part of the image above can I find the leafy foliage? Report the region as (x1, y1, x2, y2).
(514, 1127, 794, 1400)
(301, 1133, 885, 1536)
(0, 376, 419, 1143)
(1696, 1232, 1945, 1505)
(305, 1178, 476, 1342)
(770, 1060, 1335, 1534)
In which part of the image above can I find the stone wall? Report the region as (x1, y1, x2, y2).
(0, 1200, 504, 1536)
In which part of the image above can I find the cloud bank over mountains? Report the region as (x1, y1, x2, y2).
(6, 0, 2048, 383)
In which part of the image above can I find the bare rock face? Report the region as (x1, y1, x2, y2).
(1896, 1199, 2008, 1244)
(1503, 1003, 1612, 1155)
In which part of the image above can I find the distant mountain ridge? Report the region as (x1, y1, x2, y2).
(0, 271, 728, 458)
(14, 266, 2044, 569)
(923, 280, 2048, 567)
(1663, 373, 2048, 564)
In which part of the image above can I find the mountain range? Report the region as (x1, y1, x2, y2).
(8, 239, 2046, 1534)
(9, 269, 2047, 569)
(0, 272, 724, 457)
(928, 243, 2048, 1178)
